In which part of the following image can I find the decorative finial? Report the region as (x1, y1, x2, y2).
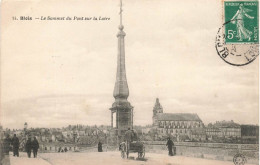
(117, 0, 125, 34)
(119, 0, 123, 26)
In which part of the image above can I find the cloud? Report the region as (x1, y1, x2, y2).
(1, 0, 258, 129)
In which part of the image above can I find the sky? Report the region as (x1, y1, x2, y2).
(1, 0, 259, 129)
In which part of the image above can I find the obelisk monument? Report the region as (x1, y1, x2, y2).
(110, 0, 133, 138)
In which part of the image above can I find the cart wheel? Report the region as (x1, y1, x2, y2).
(121, 150, 125, 159)
(126, 150, 129, 158)
(138, 152, 141, 158)
(139, 146, 145, 158)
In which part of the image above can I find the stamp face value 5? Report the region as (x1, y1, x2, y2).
(215, 0, 259, 66)
(225, 1, 258, 44)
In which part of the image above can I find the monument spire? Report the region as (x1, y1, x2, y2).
(110, 0, 133, 137)
(113, 0, 128, 100)
(119, 0, 123, 26)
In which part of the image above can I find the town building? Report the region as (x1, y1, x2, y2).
(152, 98, 205, 141)
(206, 120, 241, 141)
(205, 127, 222, 138)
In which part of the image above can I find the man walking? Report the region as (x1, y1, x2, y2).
(12, 134, 20, 157)
(166, 137, 174, 156)
(25, 137, 32, 158)
(31, 137, 39, 158)
(124, 128, 133, 158)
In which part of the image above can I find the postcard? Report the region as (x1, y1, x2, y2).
(0, 0, 259, 165)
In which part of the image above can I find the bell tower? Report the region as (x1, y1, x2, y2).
(153, 98, 163, 126)
(110, 0, 133, 137)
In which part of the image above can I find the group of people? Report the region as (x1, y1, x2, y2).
(2, 134, 20, 157)
(1, 134, 39, 158)
(25, 137, 39, 158)
(2, 132, 175, 158)
(124, 128, 175, 157)
(57, 146, 68, 152)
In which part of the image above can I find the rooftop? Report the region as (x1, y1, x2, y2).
(157, 113, 202, 121)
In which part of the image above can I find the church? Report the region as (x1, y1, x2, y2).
(152, 98, 206, 141)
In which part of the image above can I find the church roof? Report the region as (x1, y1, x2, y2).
(157, 113, 201, 121)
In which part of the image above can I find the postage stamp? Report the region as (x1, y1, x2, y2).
(225, 1, 258, 44)
(215, 0, 259, 66)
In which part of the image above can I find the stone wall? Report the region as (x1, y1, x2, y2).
(39, 145, 79, 152)
(144, 141, 259, 164)
(38, 142, 258, 164)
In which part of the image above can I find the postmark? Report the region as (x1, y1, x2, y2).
(233, 153, 246, 165)
(216, 0, 259, 66)
(215, 21, 259, 66)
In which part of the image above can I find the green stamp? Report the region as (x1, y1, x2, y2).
(225, 1, 259, 44)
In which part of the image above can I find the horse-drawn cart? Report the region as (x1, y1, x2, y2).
(120, 141, 145, 159)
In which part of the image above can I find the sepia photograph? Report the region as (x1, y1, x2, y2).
(0, 0, 259, 164)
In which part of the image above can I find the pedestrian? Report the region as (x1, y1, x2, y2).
(124, 128, 133, 158)
(98, 141, 102, 152)
(12, 134, 20, 157)
(0, 136, 5, 162)
(166, 137, 174, 156)
(64, 147, 68, 152)
(25, 137, 32, 158)
(31, 137, 39, 158)
(3, 134, 11, 155)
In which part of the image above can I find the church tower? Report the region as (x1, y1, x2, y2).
(110, 0, 133, 137)
(24, 122, 28, 131)
(153, 98, 163, 126)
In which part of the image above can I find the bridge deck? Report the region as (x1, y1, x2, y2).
(5, 151, 256, 165)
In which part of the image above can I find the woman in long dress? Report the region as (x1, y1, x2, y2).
(98, 141, 102, 152)
(231, 4, 254, 41)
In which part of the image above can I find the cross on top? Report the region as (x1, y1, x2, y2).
(119, 0, 123, 25)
